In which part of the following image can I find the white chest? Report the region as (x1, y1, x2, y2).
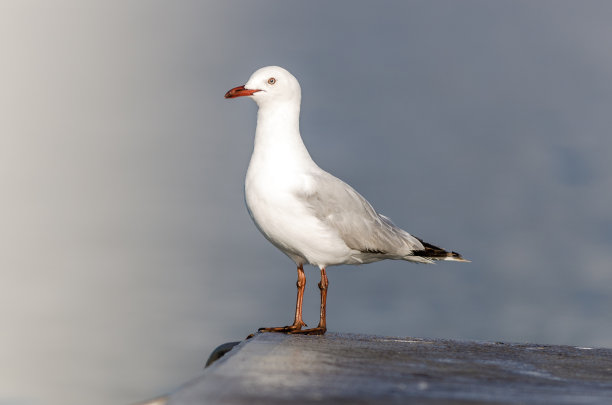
(245, 159, 312, 243)
(244, 158, 352, 266)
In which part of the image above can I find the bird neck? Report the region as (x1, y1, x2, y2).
(252, 101, 314, 167)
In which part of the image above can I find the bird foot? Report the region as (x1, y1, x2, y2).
(258, 321, 307, 334)
(287, 326, 326, 335)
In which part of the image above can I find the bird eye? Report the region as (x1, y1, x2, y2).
(268, 77, 276, 85)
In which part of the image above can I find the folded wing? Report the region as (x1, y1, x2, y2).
(297, 171, 428, 262)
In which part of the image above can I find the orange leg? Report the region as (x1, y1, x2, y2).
(289, 267, 328, 335)
(259, 264, 307, 333)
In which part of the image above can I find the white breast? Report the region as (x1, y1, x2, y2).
(245, 158, 355, 267)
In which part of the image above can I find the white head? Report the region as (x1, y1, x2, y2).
(225, 66, 301, 108)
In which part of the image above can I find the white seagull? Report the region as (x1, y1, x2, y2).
(225, 66, 468, 335)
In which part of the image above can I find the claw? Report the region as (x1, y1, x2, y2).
(258, 323, 305, 333)
(288, 326, 326, 335)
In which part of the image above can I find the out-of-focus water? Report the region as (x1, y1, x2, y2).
(1, 2, 612, 405)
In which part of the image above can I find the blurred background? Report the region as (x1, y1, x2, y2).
(2, 1, 612, 404)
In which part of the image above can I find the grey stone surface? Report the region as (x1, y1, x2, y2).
(161, 333, 612, 404)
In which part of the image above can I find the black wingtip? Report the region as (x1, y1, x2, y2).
(412, 238, 470, 262)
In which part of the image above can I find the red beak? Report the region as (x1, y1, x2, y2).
(224, 85, 261, 99)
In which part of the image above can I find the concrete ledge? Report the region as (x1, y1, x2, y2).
(155, 333, 612, 404)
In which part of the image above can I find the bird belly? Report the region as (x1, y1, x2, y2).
(245, 180, 355, 267)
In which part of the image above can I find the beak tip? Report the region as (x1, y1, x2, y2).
(224, 85, 260, 99)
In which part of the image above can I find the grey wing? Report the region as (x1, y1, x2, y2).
(298, 171, 425, 259)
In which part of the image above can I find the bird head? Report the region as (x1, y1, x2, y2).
(225, 66, 301, 108)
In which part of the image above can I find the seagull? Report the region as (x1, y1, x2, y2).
(225, 66, 468, 335)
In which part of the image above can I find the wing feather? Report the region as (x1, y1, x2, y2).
(296, 171, 424, 258)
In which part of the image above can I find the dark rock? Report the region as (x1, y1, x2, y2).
(204, 341, 241, 368)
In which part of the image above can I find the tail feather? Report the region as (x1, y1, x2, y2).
(412, 237, 470, 262)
